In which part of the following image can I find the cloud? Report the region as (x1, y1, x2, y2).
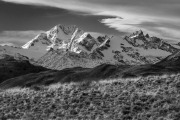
(0, 30, 44, 46)
(2, 0, 180, 18)
(2, 0, 180, 42)
(1, 0, 99, 14)
(101, 17, 180, 41)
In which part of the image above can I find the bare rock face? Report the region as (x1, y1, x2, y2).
(74, 34, 99, 53)
(93, 37, 111, 58)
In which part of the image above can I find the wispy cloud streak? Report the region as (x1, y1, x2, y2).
(2, 0, 180, 41)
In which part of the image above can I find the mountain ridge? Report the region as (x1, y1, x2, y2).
(0, 53, 48, 84)
(1, 24, 179, 70)
(25, 24, 180, 70)
(1, 24, 180, 89)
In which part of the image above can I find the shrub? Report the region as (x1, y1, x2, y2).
(0, 74, 180, 119)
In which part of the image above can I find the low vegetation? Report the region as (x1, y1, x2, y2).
(1, 74, 180, 120)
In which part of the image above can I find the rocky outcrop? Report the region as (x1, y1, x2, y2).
(77, 34, 99, 52)
(124, 30, 178, 53)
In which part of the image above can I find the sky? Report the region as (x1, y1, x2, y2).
(0, 0, 180, 45)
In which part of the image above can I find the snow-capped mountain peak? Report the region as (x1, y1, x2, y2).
(21, 25, 85, 53)
(22, 32, 51, 49)
(21, 24, 180, 69)
(21, 24, 103, 54)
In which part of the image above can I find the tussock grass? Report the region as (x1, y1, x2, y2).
(1, 74, 180, 119)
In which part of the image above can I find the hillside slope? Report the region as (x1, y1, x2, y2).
(156, 50, 180, 66)
(0, 54, 48, 83)
(2, 53, 180, 89)
(0, 64, 122, 89)
(1, 74, 180, 119)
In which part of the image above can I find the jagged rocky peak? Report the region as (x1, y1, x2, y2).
(124, 29, 179, 53)
(129, 30, 144, 38)
(76, 33, 98, 52)
(22, 24, 84, 51)
(49, 24, 80, 35)
(97, 35, 110, 43)
(22, 24, 104, 54)
(86, 34, 93, 39)
(145, 34, 150, 38)
(135, 30, 144, 36)
(47, 24, 84, 41)
(58, 24, 78, 34)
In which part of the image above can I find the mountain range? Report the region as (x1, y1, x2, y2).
(1, 24, 180, 89)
